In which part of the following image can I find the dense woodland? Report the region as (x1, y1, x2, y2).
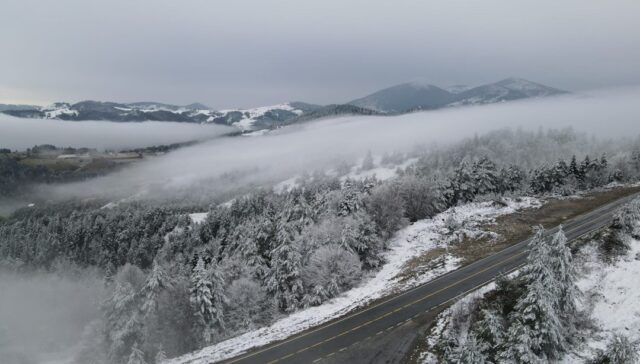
(2, 128, 640, 363)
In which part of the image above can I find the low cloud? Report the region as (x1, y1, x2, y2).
(0, 116, 235, 151)
(37, 86, 640, 202)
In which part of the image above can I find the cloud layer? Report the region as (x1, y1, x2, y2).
(1, 1, 640, 107)
(41, 87, 640, 202)
(0, 116, 234, 151)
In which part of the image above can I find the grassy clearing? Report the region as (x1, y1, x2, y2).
(398, 185, 640, 281)
(20, 158, 80, 172)
(453, 185, 640, 264)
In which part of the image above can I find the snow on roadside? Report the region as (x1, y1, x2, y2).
(561, 238, 640, 363)
(167, 197, 541, 364)
(418, 283, 498, 364)
(342, 157, 418, 182)
(189, 212, 208, 224)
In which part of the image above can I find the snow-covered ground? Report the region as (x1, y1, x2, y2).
(218, 103, 303, 131)
(561, 239, 640, 362)
(342, 157, 418, 182)
(167, 197, 540, 364)
(188, 212, 208, 224)
(273, 156, 418, 193)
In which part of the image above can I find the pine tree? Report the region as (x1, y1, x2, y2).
(190, 257, 222, 345)
(503, 227, 566, 361)
(600, 153, 608, 170)
(154, 344, 167, 364)
(569, 155, 579, 177)
(141, 261, 171, 316)
(127, 341, 147, 364)
(498, 317, 543, 364)
(456, 333, 489, 364)
(593, 334, 639, 364)
(267, 221, 304, 312)
(338, 179, 360, 216)
(104, 280, 143, 363)
(472, 157, 500, 196)
(473, 308, 505, 358)
(548, 227, 580, 335)
(361, 150, 375, 170)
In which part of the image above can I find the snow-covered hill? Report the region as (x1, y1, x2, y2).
(447, 78, 566, 107)
(349, 82, 456, 113)
(1, 101, 319, 132)
(349, 78, 566, 113)
(0, 78, 566, 130)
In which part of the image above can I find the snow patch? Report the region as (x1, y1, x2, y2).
(189, 212, 209, 224)
(561, 239, 640, 362)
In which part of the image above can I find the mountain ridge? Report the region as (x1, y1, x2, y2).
(0, 78, 566, 131)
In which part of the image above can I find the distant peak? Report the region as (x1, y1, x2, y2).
(406, 78, 439, 89)
(184, 102, 211, 110)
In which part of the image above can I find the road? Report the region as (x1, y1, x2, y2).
(220, 193, 638, 364)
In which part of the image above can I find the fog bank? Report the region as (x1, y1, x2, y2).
(0, 116, 235, 151)
(0, 269, 104, 364)
(42, 87, 640, 201)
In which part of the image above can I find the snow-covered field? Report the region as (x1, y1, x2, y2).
(168, 197, 540, 364)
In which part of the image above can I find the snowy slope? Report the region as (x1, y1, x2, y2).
(215, 103, 304, 131)
(447, 78, 566, 107)
(560, 239, 640, 362)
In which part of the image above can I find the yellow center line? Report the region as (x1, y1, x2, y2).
(260, 211, 615, 363)
(262, 250, 527, 362)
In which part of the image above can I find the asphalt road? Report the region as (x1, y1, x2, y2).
(219, 193, 638, 364)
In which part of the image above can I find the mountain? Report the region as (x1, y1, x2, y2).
(444, 85, 472, 94)
(348, 78, 567, 113)
(0, 103, 40, 112)
(1, 101, 321, 131)
(447, 78, 567, 106)
(0, 78, 566, 132)
(284, 104, 382, 125)
(348, 82, 456, 114)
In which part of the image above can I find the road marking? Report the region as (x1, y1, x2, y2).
(220, 193, 636, 364)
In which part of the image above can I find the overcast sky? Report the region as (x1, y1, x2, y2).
(1, 0, 639, 108)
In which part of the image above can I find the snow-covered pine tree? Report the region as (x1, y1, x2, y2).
(141, 261, 171, 316)
(569, 154, 580, 178)
(267, 220, 304, 312)
(600, 153, 608, 169)
(361, 150, 375, 171)
(548, 227, 580, 334)
(472, 308, 505, 357)
(455, 333, 489, 364)
(591, 334, 639, 364)
(471, 156, 500, 196)
(503, 227, 565, 361)
(104, 280, 143, 363)
(338, 179, 360, 216)
(498, 317, 542, 364)
(154, 344, 167, 364)
(189, 257, 223, 345)
(208, 262, 228, 330)
(127, 341, 147, 364)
